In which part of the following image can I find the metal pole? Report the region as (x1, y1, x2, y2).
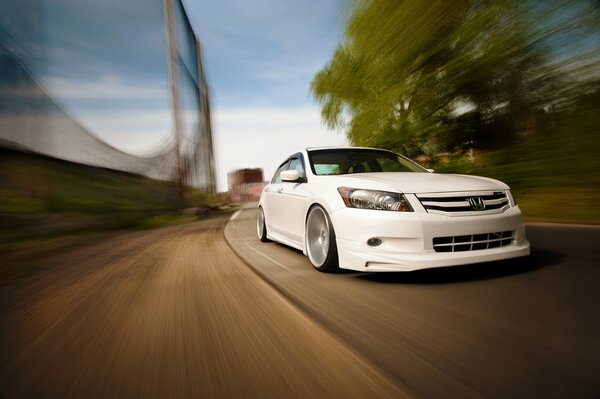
(163, 0, 185, 197)
(195, 39, 216, 193)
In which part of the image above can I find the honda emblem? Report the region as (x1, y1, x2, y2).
(469, 197, 486, 211)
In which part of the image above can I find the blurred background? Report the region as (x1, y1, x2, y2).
(1, 2, 599, 398)
(0, 0, 218, 252)
(311, 0, 600, 224)
(1, 0, 599, 251)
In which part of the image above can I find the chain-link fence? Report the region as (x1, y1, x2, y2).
(0, 0, 214, 190)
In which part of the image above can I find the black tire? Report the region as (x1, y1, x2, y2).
(305, 205, 339, 273)
(257, 207, 270, 242)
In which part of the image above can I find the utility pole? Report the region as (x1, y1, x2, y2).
(195, 40, 217, 193)
(163, 0, 185, 197)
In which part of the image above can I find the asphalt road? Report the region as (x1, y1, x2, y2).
(225, 206, 600, 399)
(0, 215, 407, 398)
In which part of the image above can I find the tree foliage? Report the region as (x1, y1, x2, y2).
(311, 0, 599, 157)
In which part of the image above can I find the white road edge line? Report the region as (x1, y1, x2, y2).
(231, 208, 294, 272)
(242, 243, 294, 272)
(230, 210, 242, 221)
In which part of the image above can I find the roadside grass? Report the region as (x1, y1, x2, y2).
(0, 149, 225, 251)
(433, 115, 600, 225)
(515, 188, 600, 224)
(0, 149, 234, 285)
(0, 149, 185, 215)
(435, 154, 599, 224)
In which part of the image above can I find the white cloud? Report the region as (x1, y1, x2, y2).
(45, 75, 166, 101)
(42, 75, 173, 154)
(217, 108, 323, 126)
(70, 109, 173, 155)
(213, 106, 347, 191)
(179, 0, 348, 191)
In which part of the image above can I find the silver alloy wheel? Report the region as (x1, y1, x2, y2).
(257, 207, 265, 239)
(306, 207, 330, 267)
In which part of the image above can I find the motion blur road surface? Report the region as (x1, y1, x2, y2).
(225, 206, 600, 399)
(1, 210, 598, 399)
(0, 215, 406, 398)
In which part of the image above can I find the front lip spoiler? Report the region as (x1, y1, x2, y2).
(338, 239, 531, 272)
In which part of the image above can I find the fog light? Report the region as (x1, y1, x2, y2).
(367, 238, 382, 247)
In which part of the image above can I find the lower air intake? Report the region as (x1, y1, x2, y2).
(433, 231, 514, 252)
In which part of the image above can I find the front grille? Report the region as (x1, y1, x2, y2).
(417, 191, 509, 215)
(433, 231, 514, 252)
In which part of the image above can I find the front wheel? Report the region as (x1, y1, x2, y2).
(257, 207, 269, 242)
(305, 205, 339, 273)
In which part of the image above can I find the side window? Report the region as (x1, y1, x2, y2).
(271, 160, 289, 183)
(287, 157, 306, 180)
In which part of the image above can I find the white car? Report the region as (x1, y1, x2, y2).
(257, 147, 530, 272)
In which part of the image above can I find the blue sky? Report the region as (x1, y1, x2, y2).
(182, 0, 348, 189)
(183, 0, 345, 109)
(40, 0, 174, 156)
(36, 0, 348, 190)
(13, 0, 598, 190)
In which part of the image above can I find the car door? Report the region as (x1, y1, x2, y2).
(263, 159, 289, 235)
(279, 156, 312, 246)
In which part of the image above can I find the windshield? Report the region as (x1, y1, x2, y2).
(307, 149, 426, 175)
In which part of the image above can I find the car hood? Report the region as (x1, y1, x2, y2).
(336, 172, 509, 193)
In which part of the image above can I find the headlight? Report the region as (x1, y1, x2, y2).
(337, 187, 413, 212)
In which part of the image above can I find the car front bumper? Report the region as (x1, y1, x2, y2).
(330, 204, 530, 272)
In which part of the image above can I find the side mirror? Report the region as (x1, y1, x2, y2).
(426, 168, 435, 173)
(281, 170, 301, 182)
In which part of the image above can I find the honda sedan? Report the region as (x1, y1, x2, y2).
(257, 147, 530, 272)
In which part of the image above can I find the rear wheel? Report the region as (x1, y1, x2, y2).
(305, 205, 339, 272)
(257, 207, 269, 242)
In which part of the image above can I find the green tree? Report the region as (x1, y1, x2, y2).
(311, 0, 586, 156)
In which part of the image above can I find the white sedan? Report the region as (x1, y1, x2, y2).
(257, 147, 530, 272)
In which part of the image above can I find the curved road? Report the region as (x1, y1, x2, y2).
(0, 209, 598, 398)
(225, 206, 600, 399)
(0, 215, 405, 398)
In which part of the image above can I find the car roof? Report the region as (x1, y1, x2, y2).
(305, 146, 385, 152)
